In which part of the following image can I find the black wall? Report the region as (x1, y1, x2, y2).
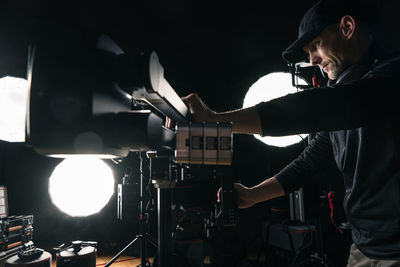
(0, 0, 400, 265)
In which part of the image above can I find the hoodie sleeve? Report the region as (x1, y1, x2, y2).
(274, 131, 334, 193)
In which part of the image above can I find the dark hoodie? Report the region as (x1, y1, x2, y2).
(256, 49, 400, 259)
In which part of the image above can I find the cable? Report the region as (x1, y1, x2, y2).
(297, 134, 308, 148)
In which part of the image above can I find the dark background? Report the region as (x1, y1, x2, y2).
(0, 0, 400, 266)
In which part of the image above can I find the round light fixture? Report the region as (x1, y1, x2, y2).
(0, 76, 28, 142)
(243, 72, 308, 147)
(48, 157, 115, 217)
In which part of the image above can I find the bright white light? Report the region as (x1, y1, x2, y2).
(48, 157, 115, 217)
(0, 77, 29, 142)
(243, 72, 308, 147)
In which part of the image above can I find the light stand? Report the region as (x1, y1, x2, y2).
(105, 152, 157, 267)
(148, 152, 174, 267)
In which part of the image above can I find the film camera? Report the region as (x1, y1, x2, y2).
(26, 31, 238, 267)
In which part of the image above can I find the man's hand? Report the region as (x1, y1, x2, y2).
(233, 183, 259, 208)
(217, 178, 285, 209)
(217, 183, 259, 209)
(181, 93, 216, 123)
(182, 92, 263, 135)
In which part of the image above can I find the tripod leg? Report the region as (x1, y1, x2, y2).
(104, 236, 140, 267)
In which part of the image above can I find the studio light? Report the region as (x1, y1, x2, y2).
(0, 76, 28, 142)
(243, 72, 308, 147)
(48, 156, 115, 217)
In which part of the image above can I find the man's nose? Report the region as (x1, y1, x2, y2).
(309, 52, 321, 66)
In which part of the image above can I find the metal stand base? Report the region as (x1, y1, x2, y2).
(104, 233, 157, 267)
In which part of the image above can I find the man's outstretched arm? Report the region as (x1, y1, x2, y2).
(218, 177, 285, 209)
(181, 93, 263, 135)
(232, 177, 285, 208)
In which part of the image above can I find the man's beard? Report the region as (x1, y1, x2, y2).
(326, 62, 345, 80)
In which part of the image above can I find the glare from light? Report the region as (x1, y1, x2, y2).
(0, 77, 29, 142)
(48, 157, 115, 217)
(48, 154, 121, 159)
(243, 72, 308, 147)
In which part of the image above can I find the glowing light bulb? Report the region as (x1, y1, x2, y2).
(48, 156, 115, 217)
(0, 77, 29, 142)
(243, 72, 308, 147)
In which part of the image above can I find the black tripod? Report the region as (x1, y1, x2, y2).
(105, 152, 157, 267)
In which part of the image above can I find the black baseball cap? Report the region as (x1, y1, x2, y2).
(282, 0, 376, 64)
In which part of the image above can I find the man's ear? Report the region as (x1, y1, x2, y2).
(339, 15, 356, 40)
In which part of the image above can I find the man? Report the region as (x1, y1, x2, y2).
(182, 0, 400, 266)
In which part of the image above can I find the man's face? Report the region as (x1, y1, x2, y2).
(303, 25, 349, 80)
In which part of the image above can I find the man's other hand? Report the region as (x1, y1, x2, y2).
(233, 183, 258, 208)
(217, 183, 258, 209)
(217, 178, 285, 209)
